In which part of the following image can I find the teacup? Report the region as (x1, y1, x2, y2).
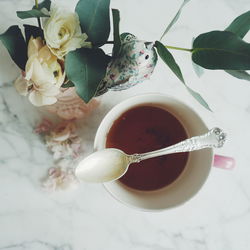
(94, 93, 231, 211)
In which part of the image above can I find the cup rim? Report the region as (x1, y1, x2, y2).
(94, 93, 214, 211)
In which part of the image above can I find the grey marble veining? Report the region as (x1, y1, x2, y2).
(1, 0, 250, 249)
(0, 241, 73, 250)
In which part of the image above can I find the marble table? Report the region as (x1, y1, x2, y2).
(1, 0, 250, 249)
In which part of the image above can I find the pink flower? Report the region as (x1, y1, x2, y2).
(34, 119, 53, 134)
(42, 159, 79, 191)
(45, 121, 81, 160)
(36, 119, 82, 191)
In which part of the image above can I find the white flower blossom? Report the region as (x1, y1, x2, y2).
(43, 5, 91, 59)
(14, 37, 65, 106)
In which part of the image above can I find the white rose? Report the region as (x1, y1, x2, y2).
(43, 5, 91, 59)
(14, 36, 65, 106)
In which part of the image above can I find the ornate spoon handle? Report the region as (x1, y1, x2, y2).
(130, 128, 226, 163)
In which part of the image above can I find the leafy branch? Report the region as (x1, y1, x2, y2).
(155, 41, 211, 111)
(156, 5, 250, 110)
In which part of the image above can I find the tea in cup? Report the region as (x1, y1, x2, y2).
(94, 93, 214, 211)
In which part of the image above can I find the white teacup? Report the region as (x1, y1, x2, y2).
(94, 93, 214, 211)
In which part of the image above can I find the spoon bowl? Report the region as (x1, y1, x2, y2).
(75, 148, 130, 182)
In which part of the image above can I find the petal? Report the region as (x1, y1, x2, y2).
(29, 90, 57, 106)
(57, 71, 65, 87)
(52, 132, 71, 142)
(40, 84, 60, 96)
(60, 36, 85, 55)
(38, 45, 54, 62)
(14, 75, 30, 96)
(44, 24, 61, 49)
(28, 37, 43, 58)
(25, 56, 35, 81)
(81, 41, 92, 48)
(32, 58, 55, 85)
(48, 47, 65, 59)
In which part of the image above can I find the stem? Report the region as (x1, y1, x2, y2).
(37, 18, 42, 30)
(35, 0, 42, 30)
(165, 45, 193, 52)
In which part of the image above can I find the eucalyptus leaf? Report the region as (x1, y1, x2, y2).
(186, 86, 211, 111)
(160, 0, 191, 40)
(24, 24, 43, 43)
(155, 41, 184, 83)
(65, 48, 111, 103)
(75, 0, 110, 46)
(112, 9, 121, 57)
(224, 11, 250, 82)
(0, 25, 27, 70)
(155, 41, 211, 111)
(17, 9, 49, 19)
(192, 31, 250, 70)
(32, 0, 51, 11)
(225, 10, 250, 38)
(225, 70, 250, 81)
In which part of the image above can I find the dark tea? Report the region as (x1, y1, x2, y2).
(106, 105, 189, 191)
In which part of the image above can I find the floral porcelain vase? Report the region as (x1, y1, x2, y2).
(45, 87, 100, 120)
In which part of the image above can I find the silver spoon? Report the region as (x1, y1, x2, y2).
(75, 127, 226, 183)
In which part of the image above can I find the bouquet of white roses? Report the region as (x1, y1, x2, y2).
(0, 0, 250, 111)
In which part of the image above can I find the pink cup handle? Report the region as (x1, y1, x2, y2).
(213, 154, 235, 170)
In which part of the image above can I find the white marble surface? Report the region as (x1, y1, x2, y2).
(1, 0, 250, 249)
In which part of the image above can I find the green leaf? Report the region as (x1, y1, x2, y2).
(225, 70, 250, 81)
(65, 48, 111, 103)
(32, 0, 51, 11)
(61, 81, 75, 88)
(225, 10, 250, 38)
(192, 31, 250, 70)
(0, 26, 27, 70)
(155, 41, 184, 83)
(17, 9, 49, 19)
(186, 86, 211, 111)
(112, 9, 121, 57)
(160, 0, 192, 40)
(155, 41, 211, 111)
(24, 25, 43, 43)
(224, 12, 250, 81)
(75, 0, 110, 46)
(17, 0, 51, 20)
